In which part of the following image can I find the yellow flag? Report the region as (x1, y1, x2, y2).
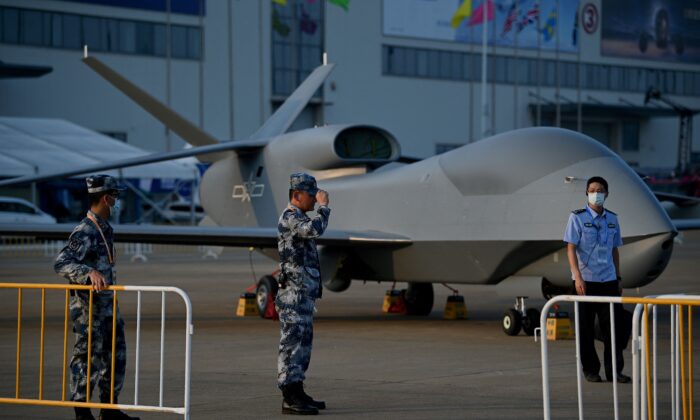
(450, 0, 472, 28)
(273, 0, 287, 5)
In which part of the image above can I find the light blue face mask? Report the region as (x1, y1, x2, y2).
(109, 198, 121, 216)
(588, 192, 605, 206)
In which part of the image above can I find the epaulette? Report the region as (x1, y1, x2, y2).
(606, 209, 617, 215)
(572, 209, 586, 214)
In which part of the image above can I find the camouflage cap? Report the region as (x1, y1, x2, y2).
(86, 174, 126, 194)
(289, 172, 318, 195)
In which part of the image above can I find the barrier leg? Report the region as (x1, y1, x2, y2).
(87, 290, 93, 402)
(111, 291, 117, 404)
(681, 305, 687, 420)
(575, 301, 583, 420)
(62, 290, 69, 401)
(16, 289, 22, 399)
(39, 288, 46, 400)
(611, 302, 619, 420)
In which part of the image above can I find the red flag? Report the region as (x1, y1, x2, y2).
(468, 0, 494, 26)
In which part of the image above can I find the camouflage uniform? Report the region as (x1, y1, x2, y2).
(276, 174, 330, 389)
(55, 210, 126, 403)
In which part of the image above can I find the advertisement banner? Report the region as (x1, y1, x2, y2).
(601, 0, 700, 63)
(383, 0, 580, 52)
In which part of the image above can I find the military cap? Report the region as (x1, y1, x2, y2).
(86, 174, 126, 194)
(289, 172, 318, 195)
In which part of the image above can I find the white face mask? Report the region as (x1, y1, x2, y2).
(588, 192, 606, 206)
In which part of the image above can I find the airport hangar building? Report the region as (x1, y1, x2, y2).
(1, 0, 700, 176)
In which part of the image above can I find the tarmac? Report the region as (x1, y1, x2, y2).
(0, 231, 698, 419)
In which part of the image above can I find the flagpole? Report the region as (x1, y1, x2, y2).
(469, 24, 475, 143)
(481, 0, 489, 138)
(513, 0, 519, 130)
(555, 0, 561, 127)
(536, 0, 541, 126)
(490, 3, 496, 137)
(576, 2, 582, 132)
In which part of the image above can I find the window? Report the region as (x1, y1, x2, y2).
(0, 6, 201, 60)
(272, 0, 323, 96)
(435, 143, 461, 154)
(622, 122, 640, 152)
(380, 44, 700, 97)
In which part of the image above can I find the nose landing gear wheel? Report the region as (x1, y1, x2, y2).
(502, 308, 522, 336)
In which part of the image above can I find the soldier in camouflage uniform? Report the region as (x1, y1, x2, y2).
(276, 173, 330, 415)
(54, 175, 139, 420)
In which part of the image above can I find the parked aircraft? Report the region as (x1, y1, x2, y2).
(0, 55, 695, 336)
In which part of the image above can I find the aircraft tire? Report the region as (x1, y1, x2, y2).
(522, 308, 540, 336)
(502, 308, 522, 336)
(256, 275, 278, 318)
(404, 282, 434, 316)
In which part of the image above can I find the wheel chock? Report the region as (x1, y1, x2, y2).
(546, 309, 573, 340)
(236, 292, 260, 317)
(382, 289, 407, 314)
(443, 295, 467, 319)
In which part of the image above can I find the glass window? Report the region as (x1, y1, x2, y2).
(20, 9, 43, 45)
(153, 23, 166, 56)
(105, 19, 119, 52)
(187, 27, 201, 59)
(82, 16, 105, 51)
(51, 13, 62, 47)
(427, 49, 440, 78)
(622, 122, 640, 151)
(170, 25, 187, 58)
(417, 49, 429, 77)
(2, 8, 20, 43)
(62, 14, 80, 48)
(135, 21, 153, 55)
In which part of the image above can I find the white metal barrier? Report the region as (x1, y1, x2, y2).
(539, 295, 700, 420)
(0, 283, 193, 420)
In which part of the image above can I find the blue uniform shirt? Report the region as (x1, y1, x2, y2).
(563, 206, 623, 282)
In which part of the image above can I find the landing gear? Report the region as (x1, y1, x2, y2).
(502, 297, 540, 336)
(256, 274, 278, 318)
(404, 282, 434, 316)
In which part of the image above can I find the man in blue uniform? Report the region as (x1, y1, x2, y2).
(276, 173, 330, 415)
(55, 175, 139, 420)
(564, 176, 630, 384)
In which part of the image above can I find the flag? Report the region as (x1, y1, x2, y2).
(541, 7, 557, 42)
(272, 0, 287, 5)
(451, 0, 473, 29)
(517, 1, 539, 32)
(272, 9, 290, 37)
(501, 1, 517, 36)
(467, 0, 494, 27)
(300, 9, 318, 34)
(328, 0, 349, 11)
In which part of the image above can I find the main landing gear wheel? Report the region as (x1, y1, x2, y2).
(404, 282, 434, 316)
(256, 275, 278, 318)
(502, 308, 522, 336)
(502, 297, 540, 336)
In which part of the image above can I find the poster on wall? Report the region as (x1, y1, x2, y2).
(382, 0, 580, 53)
(601, 0, 700, 63)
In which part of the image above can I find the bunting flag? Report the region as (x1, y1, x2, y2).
(501, 1, 517, 36)
(517, 2, 539, 32)
(541, 7, 557, 42)
(328, 0, 349, 11)
(272, 8, 290, 37)
(450, 0, 473, 29)
(272, 0, 287, 5)
(300, 8, 318, 34)
(467, 0, 494, 27)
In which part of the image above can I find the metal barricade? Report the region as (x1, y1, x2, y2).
(539, 295, 700, 420)
(0, 283, 193, 419)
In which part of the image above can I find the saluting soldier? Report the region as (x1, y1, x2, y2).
(564, 176, 630, 384)
(276, 173, 330, 415)
(54, 175, 139, 420)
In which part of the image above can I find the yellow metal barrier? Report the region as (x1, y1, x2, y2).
(0, 282, 193, 419)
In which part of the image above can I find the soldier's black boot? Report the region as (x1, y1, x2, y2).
(299, 383, 326, 409)
(281, 382, 319, 415)
(74, 407, 96, 420)
(98, 397, 140, 420)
